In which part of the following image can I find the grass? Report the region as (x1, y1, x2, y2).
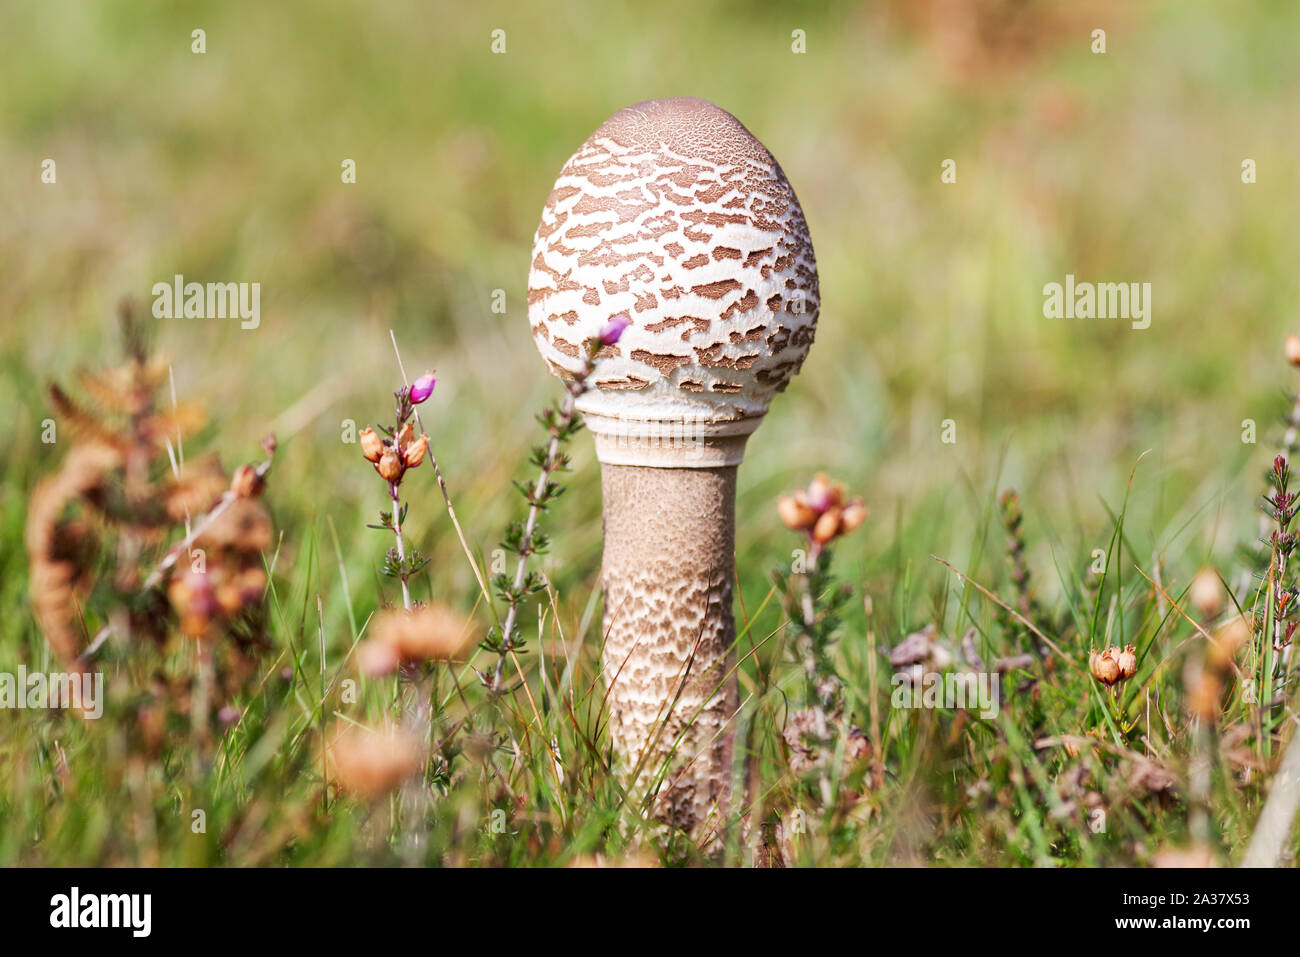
(1, 0, 1299, 866)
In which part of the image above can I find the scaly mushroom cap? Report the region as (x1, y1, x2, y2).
(528, 97, 819, 465)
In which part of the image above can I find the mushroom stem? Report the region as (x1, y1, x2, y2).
(600, 463, 738, 838)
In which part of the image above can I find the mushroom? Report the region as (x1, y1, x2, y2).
(527, 97, 819, 835)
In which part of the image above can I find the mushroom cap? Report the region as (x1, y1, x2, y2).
(527, 98, 818, 462)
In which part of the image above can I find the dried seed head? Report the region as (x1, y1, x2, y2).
(1089, 647, 1120, 685)
(845, 726, 872, 763)
(840, 500, 869, 533)
(1152, 845, 1216, 868)
(215, 580, 244, 617)
(403, 434, 428, 469)
(1189, 567, 1224, 617)
(230, 464, 264, 499)
(328, 723, 424, 800)
(1116, 644, 1138, 680)
(369, 604, 471, 664)
(357, 638, 401, 677)
(377, 449, 404, 482)
(777, 495, 814, 531)
(360, 427, 384, 463)
(812, 506, 843, 544)
(396, 422, 415, 451)
(1207, 616, 1249, 672)
(780, 475, 867, 546)
(1184, 660, 1221, 723)
(168, 569, 217, 632)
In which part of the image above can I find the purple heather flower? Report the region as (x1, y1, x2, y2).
(598, 313, 631, 346)
(410, 371, 437, 404)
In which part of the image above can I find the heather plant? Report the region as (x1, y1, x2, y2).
(6, 0, 1300, 876)
(25, 302, 276, 752)
(325, 318, 647, 856)
(13, 303, 1300, 869)
(358, 370, 435, 612)
(481, 315, 626, 694)
(338, 358, 480, 842)
(1250, 453, 1297, 757)
(753, 475, 871, 862)
(734, 339, 1300, 868)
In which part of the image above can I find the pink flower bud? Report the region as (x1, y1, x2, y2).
(598, 313, 630, 346)
(806, 473, 834, 512)
(410, 371, 436, 404)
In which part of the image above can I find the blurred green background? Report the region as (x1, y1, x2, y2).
(2, 0, 1298, 645)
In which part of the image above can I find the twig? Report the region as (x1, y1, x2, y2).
(143, 456, 273, 591)
(388, 480, 412, 611)
(930, 554, 1077, 668)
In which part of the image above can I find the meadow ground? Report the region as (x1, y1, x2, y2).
(1, 1, 1299, 865)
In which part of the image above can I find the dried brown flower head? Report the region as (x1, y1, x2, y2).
(1152, 845, 1216, 868)
(360, 427, 384, 463)
(778, 472, 867, 548)
(377, 449, 403, 482)
(783, 706, 831, 773)
(1189, 567, 1224, 617)
(1184, 660, 1222, 723)
(1207, 616, 1249, 673)
(402, 434, 428, 469)
(1115, 644, 1137, 681)
(1089, 647, 1121, 686)
(359, 604, 471, 675)
(777, 495, 817, 531)
(230, 464, 264, 499)
(328, 723, 424, 800)
(362, 419, 429, 486)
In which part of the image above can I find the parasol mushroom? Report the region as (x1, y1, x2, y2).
(526, 97, 819, 835)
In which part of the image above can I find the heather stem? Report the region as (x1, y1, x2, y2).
(386, 329, 492, 609)
(389, 482, 412, 611)
(492, 363, 590, 691)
